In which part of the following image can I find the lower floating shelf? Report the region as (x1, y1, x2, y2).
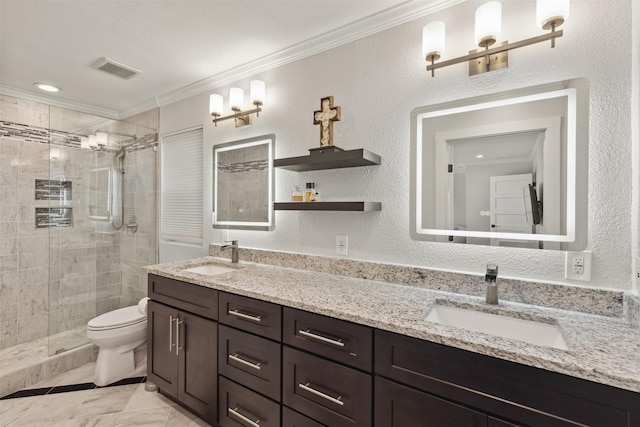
(274, 201, 381, 211)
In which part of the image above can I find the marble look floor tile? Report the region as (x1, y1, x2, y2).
(121, 383, 175, 413)
(0, 393, 34, 426)
(165, 405, 211, 427)
(111, 406, 171, 426)
(70, 384, 138, 419)
(8, 389, 93, 426)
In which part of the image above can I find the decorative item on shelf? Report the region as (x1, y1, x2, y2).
(291, 186, 304, 202)
(210, 80, 265, 128)
(423, 0, 569, 76)
(304, 182, 320, 202)
(313, 96, 341, 147)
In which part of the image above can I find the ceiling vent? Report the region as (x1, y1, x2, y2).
(91, 57, 142, 80)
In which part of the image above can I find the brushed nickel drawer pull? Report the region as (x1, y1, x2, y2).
(229, 353, 262, 371)
(175, 319, 183, 356)
(228, 309, 262, 323)
(298, 329, 345, 347)
(169, 315, 175, 353)
(298, 382, 345, 406)
(228, 406, 262, 427)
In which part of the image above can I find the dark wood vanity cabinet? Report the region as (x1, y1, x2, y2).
(147, 273, 640, 427)
(147, 275, 218, 425)
(374, 330, 640, 427)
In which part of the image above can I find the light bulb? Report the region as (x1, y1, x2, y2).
(250, 80, 265, 106)
(475, 1, 502, 48)
(536, 0, 569, 30)
(88, 135, 98, 148)
(229, 88, 244, 110)
(209, 94, 223, 115)
(422, 22, 446, 60)
(95, 132, 107, 146)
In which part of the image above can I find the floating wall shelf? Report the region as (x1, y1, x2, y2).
(274, 147, 381, 171)
(274, 202, 382, 212)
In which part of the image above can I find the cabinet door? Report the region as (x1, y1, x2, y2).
(147, 300, 179, 398)
(375, 377, 486, 427)
(178, 311, 218, 424)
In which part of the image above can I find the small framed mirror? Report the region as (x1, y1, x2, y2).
(410, 78, 588, 250)
(212, 134, 275, 231)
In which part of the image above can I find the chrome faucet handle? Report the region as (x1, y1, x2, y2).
(485, 263, 498, 305)
(222, 240, 239, 263)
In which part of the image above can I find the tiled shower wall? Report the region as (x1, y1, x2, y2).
(0, 95, 157, 353)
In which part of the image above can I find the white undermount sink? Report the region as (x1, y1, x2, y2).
(425, 303, 568, 350)
(183, 264, 236, 276)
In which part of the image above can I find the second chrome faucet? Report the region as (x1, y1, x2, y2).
(485, 263, 499, 305)
(221, 240, 239, 263)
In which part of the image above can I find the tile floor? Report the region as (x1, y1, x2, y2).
(0, 362, 211, 426)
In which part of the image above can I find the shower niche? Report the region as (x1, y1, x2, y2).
(35, 207, 73, 228)
(35, 179, 73, 228)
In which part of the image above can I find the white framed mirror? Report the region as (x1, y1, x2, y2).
(410, 78, 588, 250)
(212, 134, 275, 231)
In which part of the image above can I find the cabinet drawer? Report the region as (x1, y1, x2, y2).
(375, 330, 639, 427)
(148, 274, 218, 320)
(283, 307, 372, 371)
(375, 376, 486, 427)
(283, 407, 328, 427)
(219, 325, 281, 401)
(219, 292, 282, 340)
(218, 376, 280, 427)
(283, 347, 372, 427)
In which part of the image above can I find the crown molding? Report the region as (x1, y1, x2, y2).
(4, 0, 465, 120)
(0, 84, 120, 120)
(132, 0, 466, 116)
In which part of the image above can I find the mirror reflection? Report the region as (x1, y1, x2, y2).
(212, 134, 275, 231)
(410, 79, 588, 250)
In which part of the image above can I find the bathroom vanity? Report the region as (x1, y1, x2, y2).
(145, 257, 640, 427)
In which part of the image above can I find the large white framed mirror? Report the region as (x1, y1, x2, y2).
(212, 134, 275, 231)
(410, 78, 588, 250)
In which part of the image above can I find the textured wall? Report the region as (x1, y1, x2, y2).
(161, 0, 635, 291)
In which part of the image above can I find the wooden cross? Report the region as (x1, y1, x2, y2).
(313, 96, 341, 147)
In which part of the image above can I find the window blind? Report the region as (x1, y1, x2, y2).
(161, 128, 203, 245)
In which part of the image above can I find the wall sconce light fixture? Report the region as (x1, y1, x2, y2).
(423, 0, 569, 76)
(210, 80, 266, 127)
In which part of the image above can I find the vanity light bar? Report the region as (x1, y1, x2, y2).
(423, 0, 568, 76)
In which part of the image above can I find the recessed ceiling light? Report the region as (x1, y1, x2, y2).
(34, 83, 62, 93)
(476, 154, 485, 158)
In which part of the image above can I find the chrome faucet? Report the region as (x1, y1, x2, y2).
(485, 263, 499, 305)
(221, 240, 239, 263)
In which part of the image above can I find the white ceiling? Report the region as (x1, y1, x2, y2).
(0, 0, 459, 119)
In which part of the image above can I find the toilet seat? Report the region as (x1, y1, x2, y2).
(88, 306, 146, 331)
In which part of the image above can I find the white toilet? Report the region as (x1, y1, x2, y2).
(87, 302, 147, 386)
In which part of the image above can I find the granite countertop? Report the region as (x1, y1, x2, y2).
(144, 256, 640, 393)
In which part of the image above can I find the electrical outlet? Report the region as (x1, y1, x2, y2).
(336, 235, 348, 256)
(565, 251, 592, 281)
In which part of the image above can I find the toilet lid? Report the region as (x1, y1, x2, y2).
(88, 306, 146, 330)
